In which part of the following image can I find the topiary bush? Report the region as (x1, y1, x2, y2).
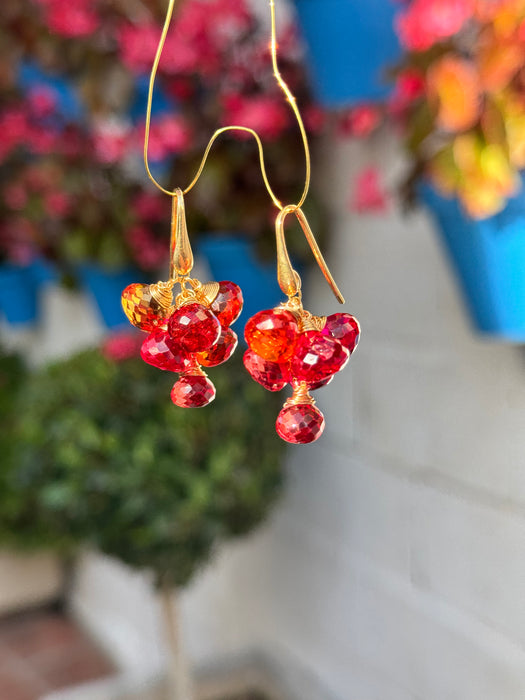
(6, 343, 286, 588)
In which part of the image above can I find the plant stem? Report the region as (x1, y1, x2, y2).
(160, 585, 194, 700)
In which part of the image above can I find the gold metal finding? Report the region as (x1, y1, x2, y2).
(285, 382, 315, 407)
(149, 281, 174, 310)
(170, 189, 193, 280)
(275, 205, 345, 305)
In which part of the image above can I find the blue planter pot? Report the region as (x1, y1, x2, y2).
(78, 264, 140, 330)
(0, 260, 56, 326)
(196, 235, 284, 334)
(420, 182, 525, 341)
(293, 0, 401, 106)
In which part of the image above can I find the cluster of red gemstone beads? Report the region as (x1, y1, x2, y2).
(244, 306, 360, 444)
(121, 280, 243, 407)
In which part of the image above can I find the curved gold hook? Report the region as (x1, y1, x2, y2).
(276, 206, 345, 304)
(170, 189, 193, 280)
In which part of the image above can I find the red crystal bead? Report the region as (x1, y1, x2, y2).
(170, 375, 216, 408)
(141, 328, 189, 372)
(121, 283, 166, 332)
(323, 313, 360, 353)
(243, 349, 288, 392)
(290, 330, 349, 384)
(210, 281, 243, 327)
(244, 308, 299, 362)
(168, 302, 221, 353)
(198, 328, 238, 367)
(276, 403, 325, 444)
(307, 375, 334, 391)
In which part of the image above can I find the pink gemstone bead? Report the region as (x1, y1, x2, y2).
(168, 302, 221, 353)
(170, 375, 216, 408)
(290, 331, 349, 384)
(276, 403, 325, 444)
(210, 281, 243, 327)
(323, 313, 360, 353)
(198, 328, 238, 367)
(243, 349, 288, 392)
(141, 328, 189, 372)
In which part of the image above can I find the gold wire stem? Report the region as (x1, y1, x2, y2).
(276, 205, 345, 304)
(143, 0, 310, 209)
(285, 382, 315, 407)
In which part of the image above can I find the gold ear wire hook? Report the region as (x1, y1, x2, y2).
(276, 206, 345, 305)
(170, 189, 193, 280)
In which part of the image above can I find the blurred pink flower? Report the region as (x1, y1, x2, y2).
(339, 104, 382, 138)
(44, 191, 71, 218)
(388, 69, 426, 115)
(93, 120, 131, 164)
(127, 225, 166, 270)
(102, 332, 143, 363)
(137, 115, 192, 160)
(26, 126, 59, 155)
(132, 192, 166, 222)
(28, 87, 57, 118)
(351, 167, 389, 214)
(222, 95, 290, 140)
(396, 0, 474, 51)
(304, 105, 326, 134)
(45, 0, 100, 37)
(0, 108, 30, 158)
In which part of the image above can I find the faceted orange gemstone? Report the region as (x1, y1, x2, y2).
(121, 283, 167, 332)
(244, 308, 299, 362)
(198, 328, 238, 367)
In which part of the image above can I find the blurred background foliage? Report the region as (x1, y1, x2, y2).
(1, 341, 285, 588)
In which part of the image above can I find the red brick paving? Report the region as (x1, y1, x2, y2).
(0, 609, 115, 699)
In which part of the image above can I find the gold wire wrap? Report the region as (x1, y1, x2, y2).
(144, 0, 310, 209)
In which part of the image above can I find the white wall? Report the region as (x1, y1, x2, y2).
(8, 130, 525, 699)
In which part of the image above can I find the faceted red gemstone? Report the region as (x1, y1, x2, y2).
(323, 313, 360, 354)
(275, 403, 325, 444)
(140, 328, 189, 371)
(210, 281, 243, 327)
(121, 283, 166, 332)
(307, 375, 334, 391)
(168, 302, 221, 353)
(243, 349, 288, 392)
(290, 330, 349, 384)
(198, 328, 238, 367)
(244, 308, 299, 362)
(170, 375, 216, 408)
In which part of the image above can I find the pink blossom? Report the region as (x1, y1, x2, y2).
(102, 332, 143, 362)
(388, 69, 426, 115)
(132, 192, 166, 222)
(396, 0, 474, 50)
(26, 126, 59, 155)
(118, 23, 163, 74)
(221, 95, 290, 140)
(303, 105, 326, 134)
(93, 120, 131, 164)
(0, 108, 30, 158)
(44, 191, 71, 218)
(127, 225, 166, 270)
(339, 104, 382, 138)
(138, 115, 192, 160)
(351, 167, 389, 214)
(28, 87, 57, 118)
(45, 0, 99, 38)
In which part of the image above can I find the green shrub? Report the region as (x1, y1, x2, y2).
(5, 346, 286, 587)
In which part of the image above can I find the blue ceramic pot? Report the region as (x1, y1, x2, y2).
(293, 0, 401, 106)
(78, 264, 140, 330)
(420, 181, 525, 341)
(0, 260, 56, 326)
(196, 235, 284, 334)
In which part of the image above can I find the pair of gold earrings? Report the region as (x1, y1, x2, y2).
(121, 0, 360, 444)
(121, 189, 360, 445)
